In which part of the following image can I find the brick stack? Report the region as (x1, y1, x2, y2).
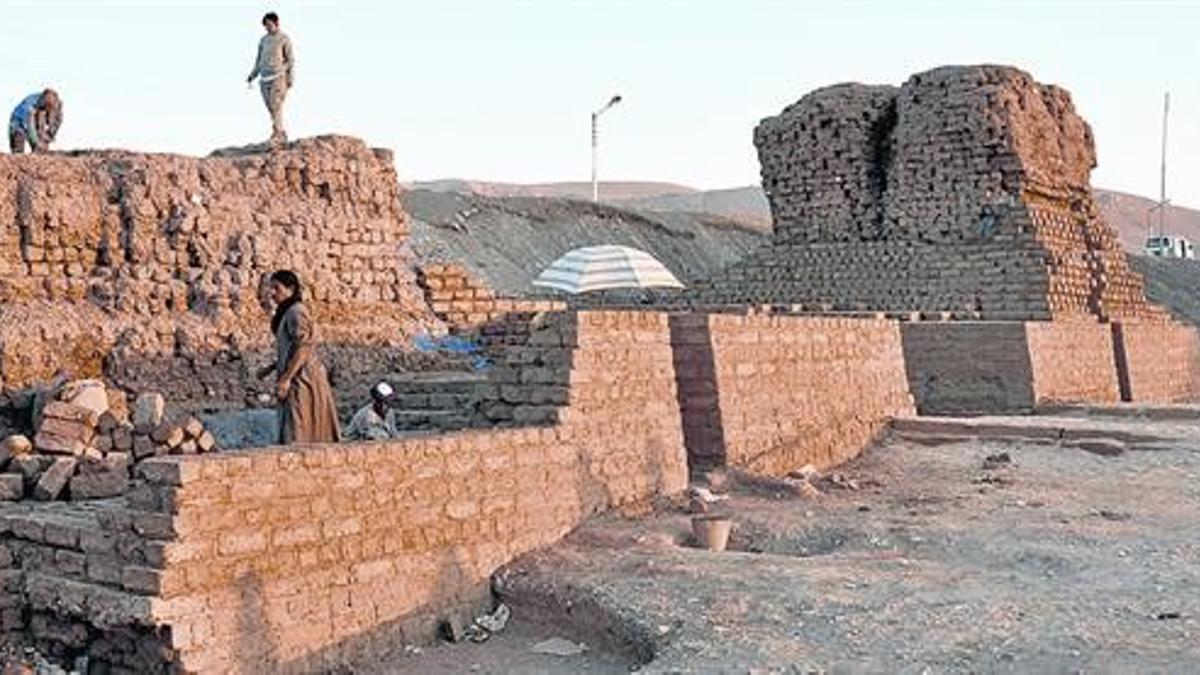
(418, 263, 565, 334)
(0, 390, 219, 502)
(693, 65, 1165, 323)
(0, 136, 439, 402)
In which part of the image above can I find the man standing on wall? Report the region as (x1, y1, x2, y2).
(246, 11, 294, 147)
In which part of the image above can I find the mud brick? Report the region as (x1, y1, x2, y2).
(34, 429, 89, 456)
(97, 411, 121, 435)
(183, 417, 204, 439)
(0, 474, 23, 501)
(112, 425, 134, 452)
(33, 457, 77, 500)
(132, 435, 156, 460)
(178, 440, 198, 455)
(132, 393, 165, 433)
(151, 423, 184, 448)
(94, 434, 114, 453)
(197, 431, 217, 452)
(70, 469, 128, 501)
(41, 401, 100, 427)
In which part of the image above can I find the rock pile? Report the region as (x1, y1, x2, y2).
(0, 383, 219, 502)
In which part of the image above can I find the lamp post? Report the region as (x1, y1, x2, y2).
(592, 94, 622, 203)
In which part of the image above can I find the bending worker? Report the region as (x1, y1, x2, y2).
(345, 382, 400, 441)
(8, 89, 62, 154)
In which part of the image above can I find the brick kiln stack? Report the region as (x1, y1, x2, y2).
(0, 136, 439, 401)
(693, 65, 1162, 322)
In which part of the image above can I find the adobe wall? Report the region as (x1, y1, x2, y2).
(902, 320, 1125, 414)
(1113, 321, 1200, 403)
(671, 313, 914, 475)
(0, 136, 438, 405)
(0, 310, 687, 672)
(1025, 321, 1121, 404)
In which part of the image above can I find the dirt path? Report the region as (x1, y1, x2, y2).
(388, 416, 1200, 672)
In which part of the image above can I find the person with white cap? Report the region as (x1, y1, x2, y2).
(344, 382, 399, 441)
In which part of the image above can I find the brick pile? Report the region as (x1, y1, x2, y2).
(0, 136, 438, 404)
(693, 65, 1165, 322)
(0, 388, 219, 503)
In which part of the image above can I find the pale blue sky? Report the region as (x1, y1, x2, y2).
(3, 0, 1198, 206)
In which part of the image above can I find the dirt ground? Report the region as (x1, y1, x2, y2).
(392, 414, 1200, 673)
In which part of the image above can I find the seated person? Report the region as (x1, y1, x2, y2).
(344, 382, 399, 441)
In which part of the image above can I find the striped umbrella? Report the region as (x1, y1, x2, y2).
(532, 245, 685, 294)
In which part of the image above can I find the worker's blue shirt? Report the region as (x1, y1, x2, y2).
(9, 93, 41, 129)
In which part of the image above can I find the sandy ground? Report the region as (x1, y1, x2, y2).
(391, 416, 1200, 673)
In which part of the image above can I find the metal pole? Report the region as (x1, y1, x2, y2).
(591, 112, 599, 203)
(1160, 92, 1169, 238)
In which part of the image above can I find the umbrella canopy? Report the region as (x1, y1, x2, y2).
(532, 245, 685, 294)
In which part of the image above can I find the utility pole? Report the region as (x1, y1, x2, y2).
(1159, 91, 1169, 239)
(591, 94, 622, 203)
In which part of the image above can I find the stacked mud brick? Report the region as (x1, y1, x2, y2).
(418, 263, 565, 334)
(0, 389, 218, 502)
(671, 313, 914, 475)
(0, 136, 438, 405)
(692, 65, 1164, 322)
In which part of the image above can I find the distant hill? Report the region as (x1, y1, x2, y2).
(409, 180, 1200, 254)
(409, 179, 695, 201)
(1093, 189, 1200, 253)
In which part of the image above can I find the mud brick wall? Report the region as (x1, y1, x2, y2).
(418, 263, 564, 334)
(0, 503, 177, 672)
(902, 321, 1124, 414)
(1113, 321, 1200, 403)
(697, 65, 1162, 322)
(95, 310, 686, 673)
(0, 136, 437, 401)
(902, 322, 1040, 414)
(1025, 321, 1120, 404)
(671, 313, 914, 475)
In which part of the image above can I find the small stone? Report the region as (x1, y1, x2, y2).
(2, 435, 33, 456)
(132, 393, 165, 433)
(183, 417, 204, 439)
(33, 458, 78, 501)
(197, 431, 217, 453)
(0, 473, 24, 500)
(178, 440, 198, 455)
(95, 434, 114, 453)
(12, 455, 44, 486)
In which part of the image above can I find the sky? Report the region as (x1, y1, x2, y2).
(3, 0, 1199, 207)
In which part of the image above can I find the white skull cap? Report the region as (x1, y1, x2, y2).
(373, 382, 394, 398)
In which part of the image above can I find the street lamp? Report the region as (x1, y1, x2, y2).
(592, 94, 622, 203)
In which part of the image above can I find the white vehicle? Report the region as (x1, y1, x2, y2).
(1144, 235, 1195, 259)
